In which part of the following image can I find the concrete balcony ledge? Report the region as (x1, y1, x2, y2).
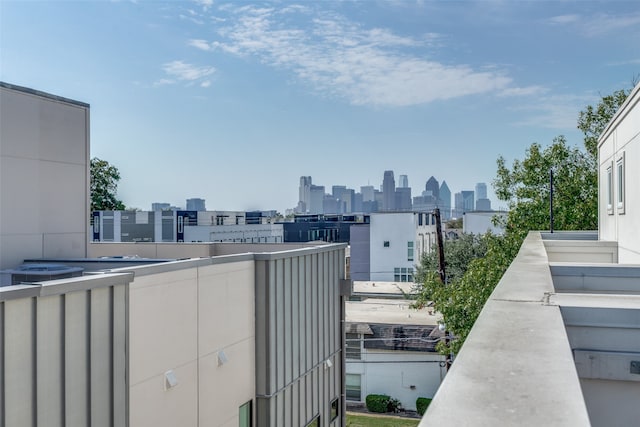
(419, 232, 591, 426)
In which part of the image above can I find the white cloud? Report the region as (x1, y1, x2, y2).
(201, 5, 515, 107)
(188, 39, 212, 51)
(511, 93, 595, 130)
(547, 14, 580, 25)
(194, 0, 213, 10)
(547, 11, 640, 37)
(499, 85, 547, 97)
(158, 60, 215, 87)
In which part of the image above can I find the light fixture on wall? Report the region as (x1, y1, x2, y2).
(218, 350, 229, 366)
(324, 359, 333, 370)
(164, 370, 178, 391)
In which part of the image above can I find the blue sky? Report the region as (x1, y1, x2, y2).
(2, 1, 639, 212)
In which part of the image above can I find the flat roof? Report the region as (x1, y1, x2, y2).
(346, 298, 440, 326)
(0, 81, 90, 108)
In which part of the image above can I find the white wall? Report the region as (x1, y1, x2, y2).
(369, 213, 416, 282)
(599, 82, 640, 262)
(463, 211, 506, 235)
(127, 259, 255, 427)
(0, 83, 89, 269)
(348, 350, 445, 411)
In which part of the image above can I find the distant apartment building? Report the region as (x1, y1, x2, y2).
(92, 210, 283, 243)
(346, 291, 445, 411)
(186, 197, 206, 211)
(281, 213, 369, 243)
(350, 212, 438, 282)
(0, 82, 89, 270)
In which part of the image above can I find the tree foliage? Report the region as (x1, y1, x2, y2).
(494, 135, 598, 237)
(416, 87, 629, 356)
(90, 157, 125, 211)
(577, 89, 629, 159)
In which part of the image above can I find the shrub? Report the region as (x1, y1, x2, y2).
(387, 397, 403, 413)
(416, 397, 432, 415)
(365, 394, 390, 413)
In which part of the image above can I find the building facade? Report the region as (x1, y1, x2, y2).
(0, 82, 90, 271)
(350, 212, 438, 282)
(598, 82, 640, 263)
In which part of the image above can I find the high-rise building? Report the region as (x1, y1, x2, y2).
(186, 198, 206, 211)
(425, 176, 440, 201)
(152, 202, 171, 211)
(395, 187, 412, 211)
(399, 175, 409, 188)
(462, 191, 475, 212)
(309, 185, 325, 214)
(361, 185, 375, 202)
(475, 182, 487, 201)
(382, 170, 396, 211)
(298, 176, 312, 213)
(474, 182, 491, 210)
(439, 181, 452, 220)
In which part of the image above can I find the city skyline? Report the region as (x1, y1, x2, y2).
(1, 1, 638, 213)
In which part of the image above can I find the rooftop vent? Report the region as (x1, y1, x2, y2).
(2, 263, 84, 286)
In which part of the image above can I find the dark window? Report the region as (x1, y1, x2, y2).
(239, 400, 252, 427)
(383, 241, 390, 247)
(330, 398, 339, 421)
(346, 374, 361, 401)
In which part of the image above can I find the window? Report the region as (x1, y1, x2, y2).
(239, 400, 252, 427)
(617, 153, 625, 214)
(306, 415, 320, 427)
(346, 374, 361, 401)
(407, 241, 414, 261)
(383, 241, 390, 248)
(330, 398, 339, 422)
(606, 163, 614, 215)
(395, 267, 414, 282)
(346, 333, 361, 360)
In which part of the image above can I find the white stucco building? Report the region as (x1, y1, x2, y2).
(0, 82, 90, 272)
(462, 211, 507, 235)
(598, 82, 640, 263)
(345, 289, 445, 412)
(350, 212, 438, 282)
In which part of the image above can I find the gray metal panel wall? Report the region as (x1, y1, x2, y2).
(0, 277, 130, 427)
(255, 246, 345, 427)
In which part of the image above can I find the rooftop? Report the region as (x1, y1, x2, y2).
(419, 231, 640, 427)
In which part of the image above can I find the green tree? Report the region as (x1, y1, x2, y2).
(494, 135, 598, 237)
(90, 157, 125, 211)
(577, 89, 630, 159)
(417, 87, 629, 356)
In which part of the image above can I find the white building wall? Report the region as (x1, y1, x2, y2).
(463, 211, 506, 235)
(598, 82, 640, 263)
(127, 259, 256, 427)
(348, 350, 445, 411)
(369, 213, 416, 282)
(0, 83, 89, 269)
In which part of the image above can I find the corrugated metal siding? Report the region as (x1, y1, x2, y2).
(0, 277, 130, 427)
(255, 246, 345, 427)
